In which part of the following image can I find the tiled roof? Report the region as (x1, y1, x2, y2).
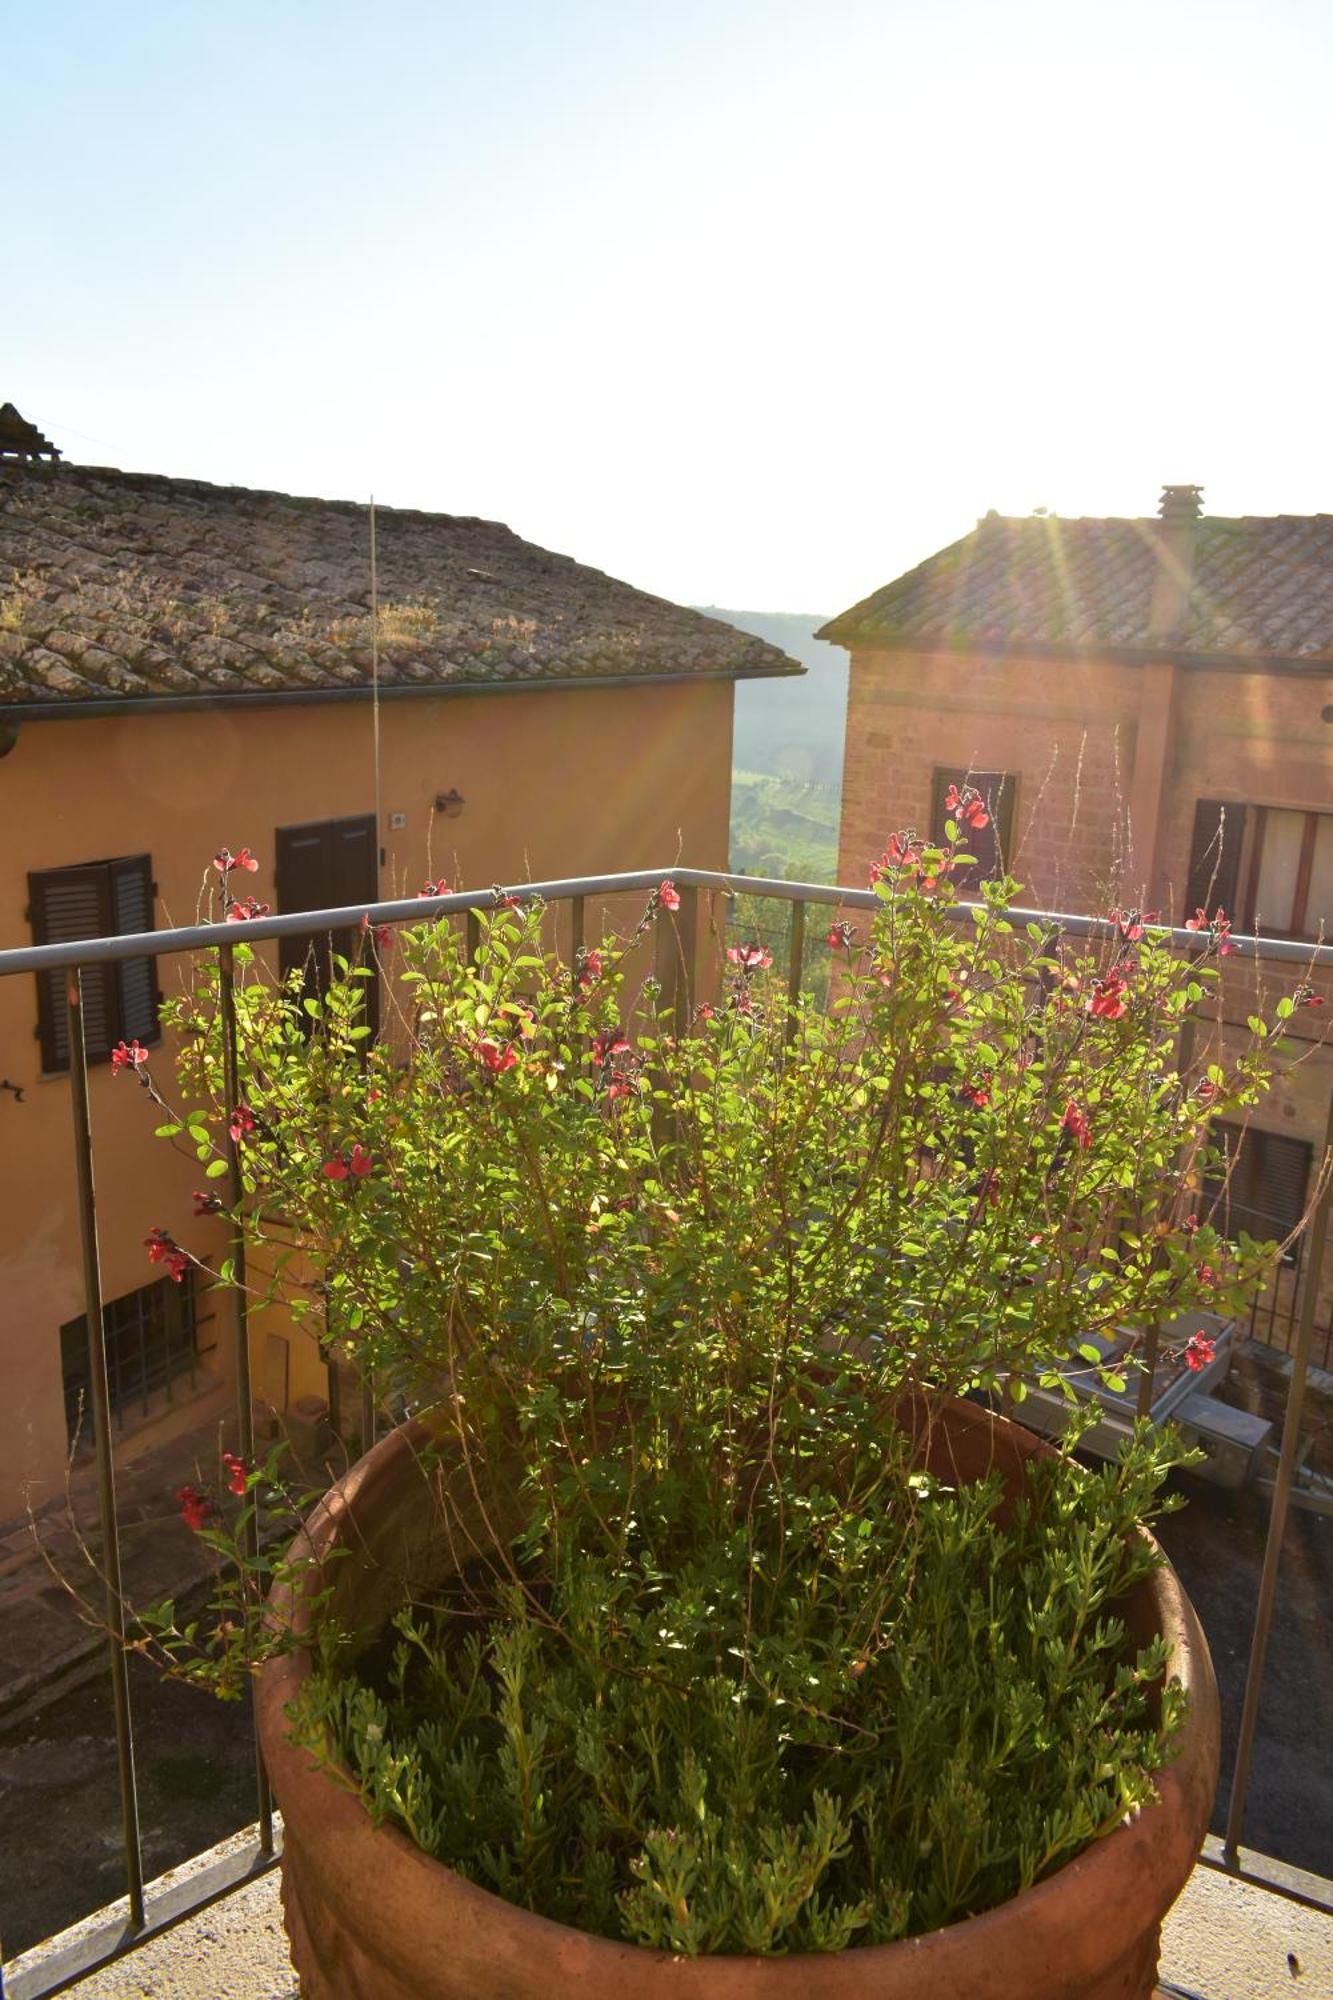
(0, 462, 797, 708)
(820, 512, 1333, 664)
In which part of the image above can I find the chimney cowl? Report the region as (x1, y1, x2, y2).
(1158, 484, 1203, 523)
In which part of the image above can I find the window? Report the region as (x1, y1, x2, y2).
(1202, 1122, 1311, 1262)
(1183, 800, 1333, 939)
(275, 814, 379, 1033)
(930, 768, 1016, 886)
(60, 1272, 199, 1442)
(28, 855, 158, 1072)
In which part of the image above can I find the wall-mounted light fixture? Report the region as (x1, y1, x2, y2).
(434, 788, 466, 818)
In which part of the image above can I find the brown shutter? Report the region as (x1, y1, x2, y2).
(110, 855, 159, 1045)
(276, 815, 379, 1031)
(29, 864, 115, 1071)
(1183, 799, 1246, 923)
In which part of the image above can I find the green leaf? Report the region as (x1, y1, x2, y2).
(205, 1157, 230, 1180)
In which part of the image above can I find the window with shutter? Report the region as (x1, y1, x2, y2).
(1183, 799, 1333, 938)
(60, 1271, 197, 1441)
(28, 855, 159, 1072)
(276, 814, 379, 1034)
(930, 768, 1016, 887)
(1203, 1122, 1311, 1262)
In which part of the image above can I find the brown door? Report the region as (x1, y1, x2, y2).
(275, 814, 379, 1033)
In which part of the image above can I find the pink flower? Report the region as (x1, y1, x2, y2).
(221, 1452, 248, 1497)
(727, 943, 773, 972)
(475, 1038, 518, 1074)
(576, 948, 604, 990)
(1062, 1100, 1093, 1149)
(417, 879, 451, 899)
(228, 1104, 255, 1143)
(110, 1040, 148, 1073)
(177, 1484, 211, 1532)
(226, 897, 271, 922)
(1183, 1330, 1216, 1373)
(657, 880, 681, 912)
(213, 846, 258, 877)
(1185, 907, 1238, 956)
(1088, 973, 1129, 1020)
(944, 782, 989, 831)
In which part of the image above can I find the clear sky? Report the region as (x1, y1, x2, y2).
(9, 0, 1333, 615)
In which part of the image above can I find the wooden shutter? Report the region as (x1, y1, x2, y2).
(30, 857, 157, 1071)
(30, 864, 115, 1071)
(1183, 799, 1246, 923)
(930, 768, 1014, 883)
(276, 815, 379, 1032)
(1204, 1122, 1310, 1257)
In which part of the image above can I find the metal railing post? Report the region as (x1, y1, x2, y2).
(653, 884, 698, 1037)
(217, 943, 274, 1856)
(65, 969, 146, 1929)
(785, 898, 806, 1047)
(1223, 1076, 1333, 1861)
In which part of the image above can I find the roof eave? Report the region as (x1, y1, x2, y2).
(0, 660, 803, 725)
(823, 632, 1333, 676)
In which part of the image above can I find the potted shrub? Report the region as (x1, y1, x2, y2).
(129, 825, 1302, 1998)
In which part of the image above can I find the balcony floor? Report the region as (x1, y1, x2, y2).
(8, 1829, 1329, 2000)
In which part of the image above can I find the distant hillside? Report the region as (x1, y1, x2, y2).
(698, 609, 848, 789)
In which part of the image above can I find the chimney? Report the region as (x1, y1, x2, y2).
(1146, 483, 1202, 645)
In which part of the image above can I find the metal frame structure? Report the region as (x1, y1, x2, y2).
(0, 868, 1328, 1996)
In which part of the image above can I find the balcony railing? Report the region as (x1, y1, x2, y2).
(0, 868, 1329, 1998)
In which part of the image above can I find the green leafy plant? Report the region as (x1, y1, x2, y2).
(122, 822, 1311, 1952)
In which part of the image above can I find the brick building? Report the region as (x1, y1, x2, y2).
(822, 485, 1333, 1351)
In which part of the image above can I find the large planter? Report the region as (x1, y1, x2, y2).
(256, 1398, 1219, 2000)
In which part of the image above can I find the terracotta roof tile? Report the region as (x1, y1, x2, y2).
(0, 463, 797, 707)
(821, 511, 1333, 664)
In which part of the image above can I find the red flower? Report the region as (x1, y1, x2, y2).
(221, 1452, 249, 1497)
(349, 1142, 373, 1176)
(417, 879, 451, 899)
(213, 845, 257, 876)
(593, 1028, 631, 1064)
(359, 914, 393, 950)
(576, 948, 604, 990)
(110, 1040, 148, 1073)
(694, 1001, 716, 1022)
(1109, 907, 1150, 944)
(827, 921, 856, 951)
(192, 1189, 224, 1216)
(1088, 974, 1129, 1020)
(658, 880, 681, 912)
(475, 1038, 518, 1074)
(1185, 906, 1238, 956)
(226, 897, 271, 922)
(494, 889, 522, 910)
(1183, 1330, 1216, 1373)
(145, 1228, 189, 1282)
(1294, 984, 1325, 1010)
(960, 1077, 991, 1108)
(887, 829, 922, 868)
(177, 1484, 211, 1532)
(1182, 1213, 1199, 1234)
(727, 943, 773, 971)
(605, 1069, 637, 1102)
(228, 1104, 255, 1142)
(1062, 1100, 1093, 1149)
(944, 783, 990, 831)
(145, 1226, 173, 1264)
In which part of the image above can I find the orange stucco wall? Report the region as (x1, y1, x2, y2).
(0, 677, 734, 1518)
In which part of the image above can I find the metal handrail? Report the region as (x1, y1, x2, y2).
(0, 867, 1328, 1995)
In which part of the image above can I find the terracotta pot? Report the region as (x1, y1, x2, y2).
(256, 1397, 1218, 2000)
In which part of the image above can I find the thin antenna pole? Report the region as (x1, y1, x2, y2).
(369, 495, 383, 892)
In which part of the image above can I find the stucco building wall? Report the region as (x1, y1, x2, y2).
(0, 677, 734, 1518)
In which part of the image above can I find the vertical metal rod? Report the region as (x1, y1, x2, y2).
(66, 970, 146, 1929)
(785, 899, 806, 1048)
(1224, 1078, 1333, 1862)
(569, 894, 586, 970)
(466, 907, 481, 963)
(218, 943, 274, 1857)
(1138, 1014, 1199, 1419)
